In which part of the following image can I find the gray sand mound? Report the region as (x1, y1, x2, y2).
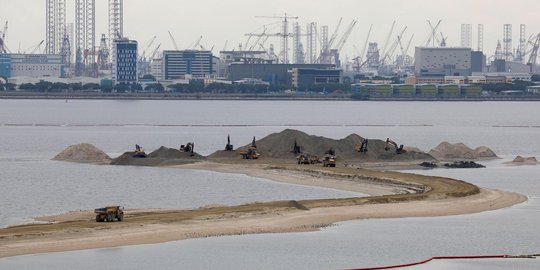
(111, 146, 206, 166)
(53, 143, 111, 164)
(429, 142, 497, 160)
(226, 129, 434, 162)
(511, 156, 537, 163)
(208, 150, 239, 159)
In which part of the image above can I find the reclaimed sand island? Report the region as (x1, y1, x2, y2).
(0, 129, 526, 258)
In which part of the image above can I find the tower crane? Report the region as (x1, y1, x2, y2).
(526, 34, 540, 71)
(380, 26, 407, 65)
(381, 21, 396, 59)
(168, 31, 179, 51)
(191, 36, 203, 50)
(140, 36, 157, 61)
(327, 17, 343, 50)
(425, 20, 442, 47)
(359, 24, 373, 63)
(335, 20, 357, 53)
(149, 44, 161, 62)
(253, 13, 299, 63)
(24, 40, 44, 54)
(0, 21, 9, 53)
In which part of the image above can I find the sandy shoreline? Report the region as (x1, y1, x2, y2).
(0, 162, 527, 258)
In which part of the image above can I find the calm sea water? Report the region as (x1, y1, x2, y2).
(0, 100, 539, 269)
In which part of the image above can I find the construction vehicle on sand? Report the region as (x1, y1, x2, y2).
(292, 139, 302, 155)
(95, 206, 124, 222)
(180, 142, 195, 156)
(297, 153, 319, 164)
(323, 154, 336, 167)
(133, 144, 147, 158)
(225, 135, 234, 151)
(384, 138, 406, 154)
(355, 139, 368, 153)
(239, 136, 260, 159)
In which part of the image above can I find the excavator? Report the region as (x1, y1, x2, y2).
(133, 144, 147, 158)
(239, 136, 260, 159)
(180, 142, 195, 156)
(384, 138, 406, 154)
(355, 139, 368, 153)
(292, 139, 301, 155)
(225, 134, 234, 151)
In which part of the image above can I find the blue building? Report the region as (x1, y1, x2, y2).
(112, 39, 138, 84)
(0, 54, 11, 78)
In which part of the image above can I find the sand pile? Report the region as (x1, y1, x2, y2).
(428, 142, 497, 160)
(111, 146, 206, 166)
(509, 156, 538, 164)
(225, 129, 434, 162)
(53, 143, 111, 164)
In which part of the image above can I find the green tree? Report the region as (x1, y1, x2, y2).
(68, 82, 83, 91)
(131, 83, 143, 91)
(114, 83, 130, 93)
(145, 83, 164, 93)
(35, 80, 53, 92)
(49, 82, 69, 92)
(531, 74, 540, 82)
(83, 83, 101, 90)
(141, 74, 156, 81)
(4, 83, 16, 91)
(19, 83, 36, 91)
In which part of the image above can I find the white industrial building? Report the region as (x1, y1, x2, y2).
(0, 54, 63, 78)
(415, 47, 472, 76)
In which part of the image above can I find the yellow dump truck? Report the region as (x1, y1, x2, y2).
(95, 206, 124, 222)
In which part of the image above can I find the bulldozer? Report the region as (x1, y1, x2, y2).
(133, 144, 147, 158)
(297, 153, 313, 164)
(296, 153, 321, 165)
(95, 206, 124, 222)
(322, 154, 336, 167)
(239, 136, 260, 159)
(384, 138, 406, 154)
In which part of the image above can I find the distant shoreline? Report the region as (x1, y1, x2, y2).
(2, 92, 540, 101)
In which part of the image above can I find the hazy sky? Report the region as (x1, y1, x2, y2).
(1, 0, 539, 59)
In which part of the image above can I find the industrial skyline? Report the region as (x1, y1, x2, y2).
(0, 0, 540, 73)
(1, 0, 539, 61)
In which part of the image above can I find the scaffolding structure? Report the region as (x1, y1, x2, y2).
(477, 24, 484, 52)
(74, 0, 96, 76)
(292, 22, 303, 64)
(517, 24, 526, 62)
(460, 24, 472, 48)
(109, 0, 123, 61)
(45, 0, 66, 55)
(503, 24, 512, 61)
(305, 22, 317, 64)
(320, 26, 329, 64)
